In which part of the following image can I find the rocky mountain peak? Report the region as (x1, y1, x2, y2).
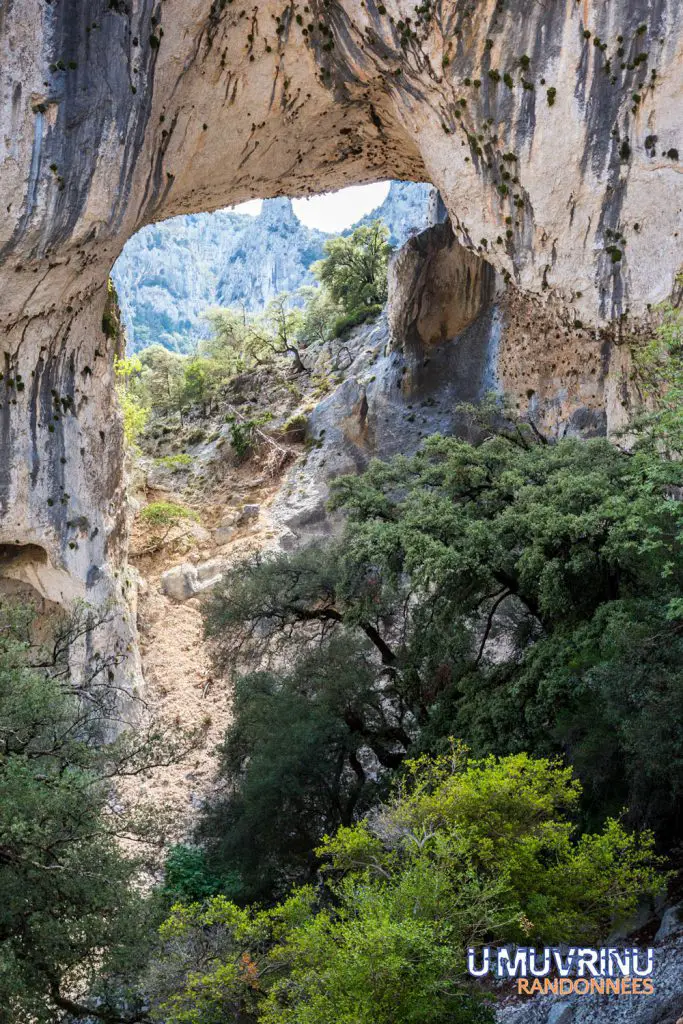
(112, 181, 434, 353)
(260, 196, 298, 228)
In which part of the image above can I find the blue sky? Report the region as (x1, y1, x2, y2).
(232, 181, 391, 233)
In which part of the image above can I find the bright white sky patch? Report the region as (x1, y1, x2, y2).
(228, 182, 391, 233)
(293, 182, 390, 232)
(231, 199, 263, 217)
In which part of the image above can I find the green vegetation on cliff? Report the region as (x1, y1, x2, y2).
(2, 293, 682, 1024)
(117, 222, 391, 431)
(0, 603, 201, 1023)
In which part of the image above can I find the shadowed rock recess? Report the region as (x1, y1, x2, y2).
(0, 0, 682, 689)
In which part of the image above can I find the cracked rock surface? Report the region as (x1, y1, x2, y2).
(1, 0, 681, 690)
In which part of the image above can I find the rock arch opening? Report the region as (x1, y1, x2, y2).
(1, 0, 680, 695)
(111, 179, 436, 354)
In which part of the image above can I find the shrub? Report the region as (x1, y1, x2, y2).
(139, 501, 198, 552)
(114, 354, 148, 448)
(227, 416, 256, 461)
(186, 427, 207, 445)
(119, 389, 149, 448)
(332, 303, 383, 338)
(631, 279, 683, 455)
(225, 412, 272, 461)
(161, 845, 229, 905)
(140, 501, 198, 528)
(282, 412, 308, 438)
(154, 453, 193, 471)
(154, 752, 664, 1024)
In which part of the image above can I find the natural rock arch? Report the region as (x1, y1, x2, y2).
(0, 0, 681, 686)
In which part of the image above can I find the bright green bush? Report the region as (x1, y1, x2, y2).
(154, 453, 193, 470)
(114, 354, 149, 448)
(139, 501, 199, 552)
(152, 752, 664, 1024)
(631, 278, 683, 455)
(140, 501, 198, 528)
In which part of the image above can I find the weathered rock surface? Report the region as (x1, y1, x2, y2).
(389, 220, 500, 351)
(160, 557, 228, 601)
(272, 293, 503, 541)
(1, 0, 681, 684)
(2, 0, 680, 320)
(272, 213, 638, 544)
(655, 905, 683, 944)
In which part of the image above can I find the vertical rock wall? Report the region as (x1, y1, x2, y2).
(1, 0, 681, 683)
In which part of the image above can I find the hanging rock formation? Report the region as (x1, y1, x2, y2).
(389, 220, 499, 351)
(0, 0, 681, 684)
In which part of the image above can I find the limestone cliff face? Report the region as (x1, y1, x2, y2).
(0, 0, 681, 682)
(389, 220, 499, 352)
(112, 198, 328, 353)
(388, 220, 627, 437)
(111, 182, 433, 353)
(1, 0, 680, 320)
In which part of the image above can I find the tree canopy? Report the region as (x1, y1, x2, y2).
(201, 420, 683, 898)
(0, 602, 199, 1023)
(312, 221, 391, 312)
(152, 751, 663, 1024)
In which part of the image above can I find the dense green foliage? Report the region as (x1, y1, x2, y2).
(197, 636, 394, 903)
(161, 845, 230, 906)
(151, 752, 662, 1024)
(0, 603, 198, 1023)
(312, 221, 391, 332)
(202, 420, 683, 895)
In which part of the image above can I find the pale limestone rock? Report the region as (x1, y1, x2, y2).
(0, 0, 681, 685)
(160, 557, 229, 602)
(213, 525, 237, 545)
(160, 564, 198, 602)
(388, 221, 500, 351)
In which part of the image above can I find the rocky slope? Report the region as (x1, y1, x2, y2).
(0, 0, 681, 696)
(125, 214, 683, 1019)
(112, 180, 433, 353)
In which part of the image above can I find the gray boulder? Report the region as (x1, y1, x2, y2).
(160, 557, 228, 601)
(238, 504, 260, 523)
(656, 906, 683, 943)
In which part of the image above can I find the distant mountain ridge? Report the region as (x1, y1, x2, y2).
(113, 181, 434, 353)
